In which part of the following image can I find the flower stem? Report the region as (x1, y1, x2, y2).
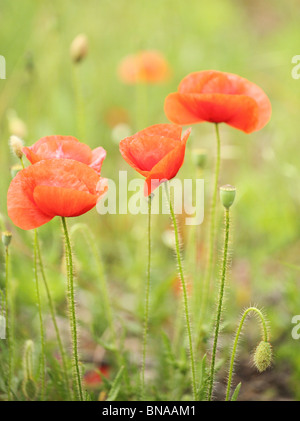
(225, 307, 268, 401)
(70, 223, 131, 392)
(207, 207, 230, 401)
(165, 182, 197, 400)
(35, 229, 71, 398)
(140, 196, 152, 400)
(198, 123, 221, 331)
(4, 245, 12, 401)
(33, 229, 46, 400)
(61, 217, 83, 401)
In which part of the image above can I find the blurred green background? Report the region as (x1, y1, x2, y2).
(1, 0, 300, 401)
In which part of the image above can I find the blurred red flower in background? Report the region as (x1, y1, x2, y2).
(84, 363, 110, 388)
(164, 70, 271, 133)
(7, 159, 107, 230)
(119, 124, 190, 196)
(23, 135, 106, 174)
(118, 50, 171, 84)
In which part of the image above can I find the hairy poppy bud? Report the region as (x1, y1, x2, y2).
(192, 149, 207, 169)
(2, 231, 12, 247)
(11, 164, 23, 178)
(9, 135, 24, 160)
(70, 34, 88, 63)
(22, 340, 37, 400)
(253, 341, 272, 372)
(220, 185, 236, 209)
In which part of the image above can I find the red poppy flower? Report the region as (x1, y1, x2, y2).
(23, 135, 106, 174)
(119, 124, 191, 196)
(164, 70, 271, 133)
(118, 50, 170, 84)
(7, 159, 108, 230)
(84, 364, 110, 387)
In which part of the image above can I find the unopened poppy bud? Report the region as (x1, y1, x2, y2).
(220, 185, 236, 209)
(192, 149, 207, 169)
(70, 34, 88, 63)
(253, 341, 272, 372)
(2, 231, 12, 247)
(11, 164, 23, 178)
(9, 135, 24, 160)
(22, 340, 37, 400)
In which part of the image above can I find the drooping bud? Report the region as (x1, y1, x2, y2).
(192, 149, 207, 169)
(22, 340, 37, 400)
(253, 341, 272, 372)
(11, 164, 23, 178)
(70, 34, 88, 63)
(220, 184, 236, 209)
(9, 135, 24, 160)
(2, 231, 12, 247)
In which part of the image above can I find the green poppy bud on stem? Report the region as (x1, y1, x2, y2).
(9, 135, 24, 160)
(192, 148, 207, 169)
(253, 340, 272, 373)
(70, 34, 88, 63)
(220, 184, 236, 209)
(2, 231, 12, 247)
(22, 340, 37, 400)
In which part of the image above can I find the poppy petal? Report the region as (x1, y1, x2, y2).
(166, 93, 260, 133)
(120, 135, 179, 175)
(137, 124, 182, 140)
(7, 176, 54, 230)
(90, 147, 106, 174)
(165, 71, 271, 132)
(7, 159, 102, 230)
(23, 138, 92, 165)
(33, 185, 98, 217)
(144, 129, 190, 195)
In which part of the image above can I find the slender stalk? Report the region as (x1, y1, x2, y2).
(165, 182, 197, 400)
(71, 223, 131, 392)
(61, 217, 83, 401)
(207, 208, 230, 400)
(140, 196, 152, 400)
(4, 246, 12, 401)
(225, 307, 268, 401)
(33, 229, 46, 400)
(72, 65, 85, 140)
(35, 229, 71, 398)
(199, 123, 221, 328)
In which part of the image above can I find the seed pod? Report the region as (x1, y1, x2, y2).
(253, 340, 272, 372)
(220, 184, 236, 209)
(2, 231, 12, 247)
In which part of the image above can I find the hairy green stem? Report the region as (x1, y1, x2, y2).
(207, 208, 230, 401)
(140, 197, 152, 400)
(4, 246, 12, 401)
(61, 217, 83, 401)
(225, 307, 268, 401)
(165, 182, 197, 400)
(35, 229, 70, 398)
(198, 123, 221, 330)
(33, 229, 46, 400)
(71, 223, 131, 392)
